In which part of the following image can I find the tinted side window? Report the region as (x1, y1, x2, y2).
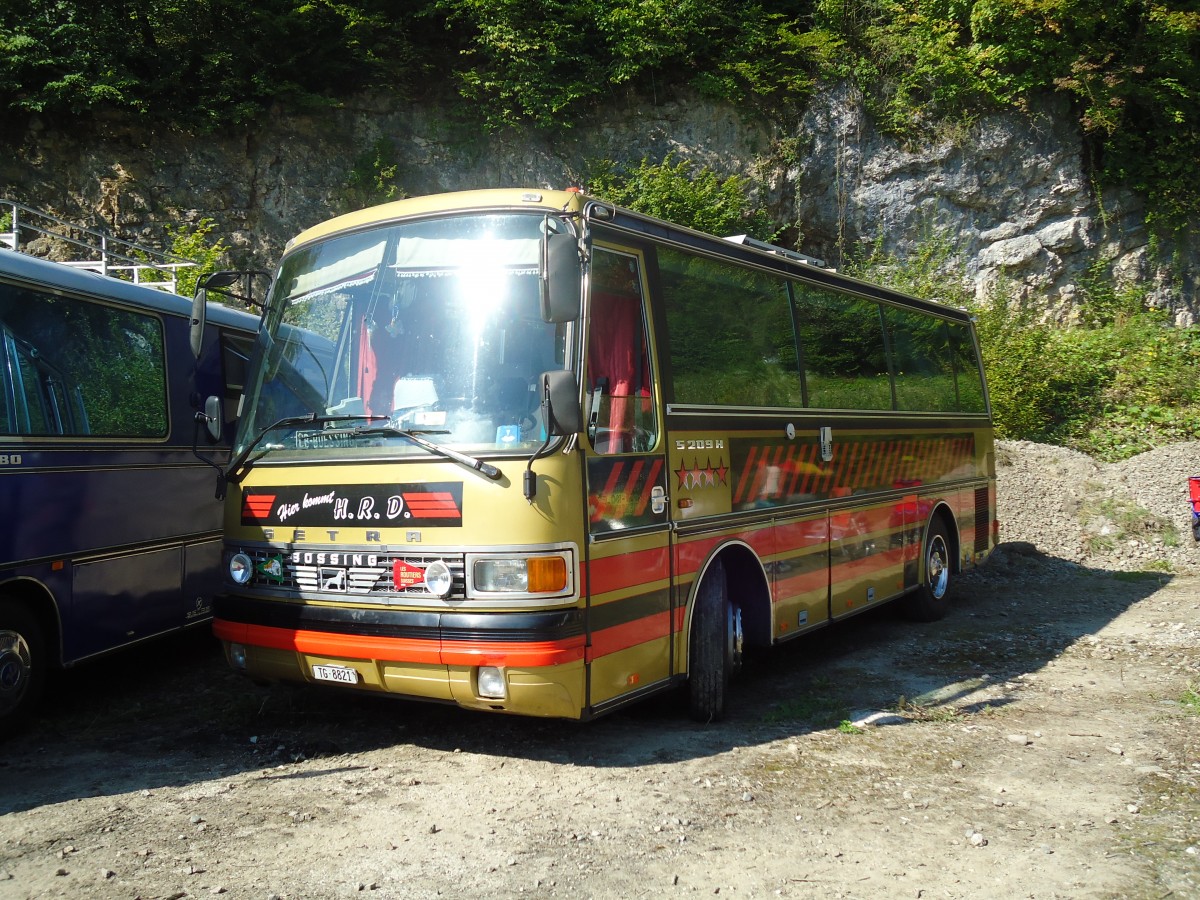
(949, 320, 987, 413)
(795, 282, 891, 410)
(885, 305, 958, 411)
(659, 246, 799, 407)
(0, 281, 167, 437)
(587, 247, 658, 454)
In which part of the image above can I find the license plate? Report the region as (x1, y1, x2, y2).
(312, 664, 359, 684)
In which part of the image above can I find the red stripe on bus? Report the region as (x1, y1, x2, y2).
(586, 546, 670, 596)
(585, 608, 672, 662)
(734, 444, 759, 505)
(440, 637, 586, 667)
(774, 567, 827, 599)
(242, 495, 275, 519)
(214, 619, 443, 664)
(828, 545, 907, 581)
(402, 492, 461, 515)
(213, 619, 585, 668)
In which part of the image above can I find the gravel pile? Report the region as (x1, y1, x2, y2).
(995, 439, 1200, 575)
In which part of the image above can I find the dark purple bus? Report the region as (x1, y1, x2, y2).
(0, 249, 258, 727)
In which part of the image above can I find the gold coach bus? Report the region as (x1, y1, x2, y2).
(196, 188, 997, 721)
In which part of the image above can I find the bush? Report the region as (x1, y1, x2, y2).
(846, 232, 1200, 460)
(584, 153, 773, 239)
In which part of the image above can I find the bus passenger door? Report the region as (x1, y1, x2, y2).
(582, 245, 672, 712)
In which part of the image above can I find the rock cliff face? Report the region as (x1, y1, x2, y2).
(3, 84, 1197, 321)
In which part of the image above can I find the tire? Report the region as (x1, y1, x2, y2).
(0, 600, 47, 730)
(687, 560, 743, 722)
(901, 518, 954, 622)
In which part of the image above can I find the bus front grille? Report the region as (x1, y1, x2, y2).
(240, 548, 467, 602)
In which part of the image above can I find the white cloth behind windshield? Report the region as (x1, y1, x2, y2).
(287, 241, 387, 303)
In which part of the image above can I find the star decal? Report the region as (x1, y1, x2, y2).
(675, 456, 730, 490)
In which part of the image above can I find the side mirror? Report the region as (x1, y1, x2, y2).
(203, 395, 222, 442)
(541, 370, 582, 436)
(190, 271, 241, 359)
(540, 230, 582, 324)
(189, 289, 207, 359)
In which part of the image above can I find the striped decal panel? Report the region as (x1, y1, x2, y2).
(239, 482, 464, 528)
(583, 537, 672, 701)
(587, 455, 668, 534)
(670, 483, 987, 638)
(584, 544, 671, 653)
(730, 433, 976, 510)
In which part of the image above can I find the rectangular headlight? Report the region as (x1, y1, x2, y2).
(474, 558, 529, 592)
(471, 553, 570, 595)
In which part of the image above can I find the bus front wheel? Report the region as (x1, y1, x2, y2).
(901, 518, 954, 622)
(0, 600, 46, 728)
(688, 560, 743, 722)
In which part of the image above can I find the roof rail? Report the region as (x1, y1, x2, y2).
(724, 234, 829, 269)
(0, 198, 196, 294)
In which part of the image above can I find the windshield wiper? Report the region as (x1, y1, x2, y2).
(225, 413, 389, 487)
(333, 424, 503, 481)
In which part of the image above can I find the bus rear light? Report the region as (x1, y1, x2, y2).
(477, 666, 507, 700)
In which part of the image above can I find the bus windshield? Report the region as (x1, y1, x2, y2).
(236, 213, 571, 460)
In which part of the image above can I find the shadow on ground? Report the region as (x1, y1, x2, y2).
(0, 542, 1171, 815)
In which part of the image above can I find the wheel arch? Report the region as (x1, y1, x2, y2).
(0, 576, 64, 668)
(923, 501, 962, 576)
(684, 541, 772, 653)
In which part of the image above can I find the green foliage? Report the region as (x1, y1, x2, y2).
(1078, 494, 1179, 554)
(1, 3, 1196, 227)
(815, 1, 1200, 231)
(165, 218, 229, 301)
(0, 0, 444, 130)
(435, 1, 832, 129)
(1181, 685, 1200, 716)
(972, 299, 1200, 459)
(585, 153, 772, 239)
(846, 230, 1200, 460)
(342, 138, 406, 212)
(816, 0, 994, 134)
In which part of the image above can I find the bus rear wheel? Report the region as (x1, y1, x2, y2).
(0, 600, 46, 728)
(901, 518, 954, 622)
(688, 560, 743, 722)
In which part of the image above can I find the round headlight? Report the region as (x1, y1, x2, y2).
(229, 552, 253, 585)
(424, 559, 453, 597)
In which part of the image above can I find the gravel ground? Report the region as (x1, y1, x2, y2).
(1, 440, 1198, 900)
(995, 439, 1200, 575)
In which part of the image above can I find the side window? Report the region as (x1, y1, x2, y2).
(884, 305, 958, 411)
(221, 332, 253, 425)
(0, 281, 167, 437)
(14, 343, 51, 433)
(0, 333, 10, 434)
(794, 282, 891, 410)
(659, 245, 799, 407)
(586, 247, 658, 454)
(948, 320, 987, 412)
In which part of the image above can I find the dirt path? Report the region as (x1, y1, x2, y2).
(2, 549, 1198, 900)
